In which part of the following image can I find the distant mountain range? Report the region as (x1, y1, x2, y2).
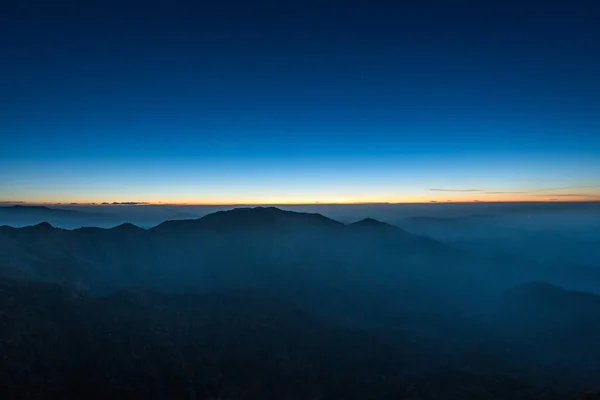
(398, 211, 600, 268)
(0, 207, 459, 297)
(0, 205, 93, 219)
(0, 205, 118, 228)
(0, 205, 201, 229)
(1, 206, 598, 301)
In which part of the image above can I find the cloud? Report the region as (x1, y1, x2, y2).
(0, 200, 25, 204)
(531, 193, 600, 198)
(429, 185, 600, 196)
(429, 189, 483, 192)
(483, 191, 527, 194)
(101, 202, 109, 205)
(532, 185, 600, 192)
(111, 202, 149, 205)
(429, 200, 438, 203)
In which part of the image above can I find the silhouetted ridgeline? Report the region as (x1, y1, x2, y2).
(1, 207, 600, 399)
(0, 205, 118, 228)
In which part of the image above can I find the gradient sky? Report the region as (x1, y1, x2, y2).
(2, 1, 600, 204)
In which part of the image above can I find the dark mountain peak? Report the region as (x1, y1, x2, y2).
(154, 206, 343, 232)
(31, 222, 54, 229)
(211, 206, 281, 217)
(112, 222, 143, 232)
(348, 218, 408, 234)
(202, 206, 342, 227)
(350, 218, 390, 227)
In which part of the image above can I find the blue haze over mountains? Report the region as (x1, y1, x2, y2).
(3, 0, 600, 396)
(2, 202, 599, 268)
(1, 204, 600, 398)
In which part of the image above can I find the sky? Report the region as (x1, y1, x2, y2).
(1, 0, 600, 204)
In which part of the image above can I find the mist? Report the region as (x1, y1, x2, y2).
(1, 204, 600, 398)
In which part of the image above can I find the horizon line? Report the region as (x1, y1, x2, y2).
(3, 200, 600, 207)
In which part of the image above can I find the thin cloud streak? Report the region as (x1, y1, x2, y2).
(531, 193, 600, 198)
(484, 191, 527, 194)
(430, 185, 600, 195)
(531, 185, 600, 192)
(429, 189, 484, 192)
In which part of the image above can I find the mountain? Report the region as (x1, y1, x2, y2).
(0, 207, 459, 296)
(3, 206, 597, 333)
(503, 282, 600, 324)
(0, 205, 71, 214)
(0, 205, 78, 221)
(154, 206, 345, 232)
(1, 206, 596, 299)
(0, 277, 575, 399)
(1, 206, 506, 336)
(2, 206, 600, 396)
(0, 205, 118, 228)
(399, 212, 600, 274)
(349, 217, 398, 230)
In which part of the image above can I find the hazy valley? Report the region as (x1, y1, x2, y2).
(1, 205, 600, 398)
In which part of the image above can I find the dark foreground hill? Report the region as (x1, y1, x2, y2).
(0, 277, 584, 399)
(1, 207, 600, 398)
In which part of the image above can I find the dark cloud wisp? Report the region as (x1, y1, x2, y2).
(429, 189, 484, 192)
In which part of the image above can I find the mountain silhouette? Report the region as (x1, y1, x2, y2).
(0, 207, 471, 304)
(1, 205, 66, 213)
(2, 206, 600, 397)
(0, 205, 116, 229)
(350, 217, 396, 229)
(1, 207, 596, 300)
(153, 206, 344, 233)
(112, 222, 144, 233)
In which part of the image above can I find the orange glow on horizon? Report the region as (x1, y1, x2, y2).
(5, 193, 600, 207)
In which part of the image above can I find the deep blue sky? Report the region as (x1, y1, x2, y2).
(2, 1, 600, 204)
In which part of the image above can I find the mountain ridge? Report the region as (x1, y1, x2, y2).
(152, 206, 345, 232)
(4, 207, 398, 233)
(0, 207, 460, 294)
